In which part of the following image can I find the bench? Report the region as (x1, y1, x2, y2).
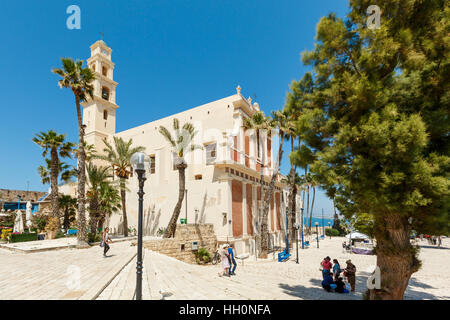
(236, 253, 249, 266)
(278, 250, 291, 262)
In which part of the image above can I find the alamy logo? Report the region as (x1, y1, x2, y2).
(366, 265, 381, 289)
(366, 5, 381, 30)
(66, 5, 81, 30)
(65, 265, 81, 290)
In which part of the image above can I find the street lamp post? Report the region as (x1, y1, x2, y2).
(17, 195, 22, 211)
(294, 223, 299, 263)
(131, 152, 151, 301)
(185, 189, 188, 224)
(315, 222, 319, 248)
(285, 208, 289, 255)
(322, 208, 325, 236)
(300, 208, 304, 249)
(328, 222, 331, 239)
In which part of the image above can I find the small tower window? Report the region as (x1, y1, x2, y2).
(102, 66, 108, 77)
(150, 155, 156, 174)
(195, 174, 202, 180)
(102, 87, 110, 101)
(103, 110, 108, 120)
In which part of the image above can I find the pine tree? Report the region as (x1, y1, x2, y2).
(288, 0, 449, 299)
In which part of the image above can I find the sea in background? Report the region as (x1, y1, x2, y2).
(300, 217, 335, 228)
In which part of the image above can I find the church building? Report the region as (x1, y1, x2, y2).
(62, 40, 299, 255)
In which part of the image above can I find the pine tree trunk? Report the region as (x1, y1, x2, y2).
(50, 147, 60, 227)
(163, 163, 187, 238)
(370, 214, 420, 300)
(120, 179, 128, 237)
(75, 95, 88, 246)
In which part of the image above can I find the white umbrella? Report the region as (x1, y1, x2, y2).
(345, 232, 369, 240)
(25, 201, 33, 228)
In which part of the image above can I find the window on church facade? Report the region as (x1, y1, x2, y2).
(103, 110, 108, 120)
(102, 66, 108, 77)
(205, 143, 217, 165)
(102, 87, 110, 101)
(150, 155, 155, 174)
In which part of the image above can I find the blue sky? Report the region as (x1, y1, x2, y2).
(0, 0, 349, 218)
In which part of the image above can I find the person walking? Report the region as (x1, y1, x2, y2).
(227, 243, 237, 276)
(101, 227, 113, 257)
(344, 259, 356, 292)
(320, 256, 332, 279)
(332, 259, 341, 280)
(218, 244, 230, 277)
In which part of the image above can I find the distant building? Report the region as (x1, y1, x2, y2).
(60, 40, 302, 255)
(0, 189, 47, 213)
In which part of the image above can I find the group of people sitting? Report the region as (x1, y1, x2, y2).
(320, 256, 356, 293)
(218, 243, 237, 277)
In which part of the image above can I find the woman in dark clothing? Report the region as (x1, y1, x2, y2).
(101, 227, 113, 256)
(334, 277, 346, 293)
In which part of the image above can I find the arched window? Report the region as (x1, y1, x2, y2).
(102, 87, 110, 101)
(102, 66, 108, 77)
(103, 110, 108, 120)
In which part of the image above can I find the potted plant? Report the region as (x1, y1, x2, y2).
(196, 248, 211, 265)
(45, 217, 59, 239)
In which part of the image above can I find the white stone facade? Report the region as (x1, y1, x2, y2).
(62, 41, 302, 256)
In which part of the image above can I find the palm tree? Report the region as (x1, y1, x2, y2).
(281, 172, 302, 248)
(59, 195, 77, 230)
(307, 173, 318, 232)
(98, 183, 122, 231)
(159, 118, 202, 238)
(256, 110, 291, 256)
(95, 136, 145, 237)
(86, 163, 113, 235)
(33, 131, 75, 225)
(73, 142, 96, 162)
(38, 159, 77, 186)
(243, 110, 271, 257)
(52, 58, 95, 246)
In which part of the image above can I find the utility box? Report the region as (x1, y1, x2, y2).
(191, 241, 199, 250)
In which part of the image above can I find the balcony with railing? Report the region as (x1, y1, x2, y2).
(208, 141, 275, 178)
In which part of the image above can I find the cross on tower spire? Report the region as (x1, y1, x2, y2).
(99, 32, 104, 41)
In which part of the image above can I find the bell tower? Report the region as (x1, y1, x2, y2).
(82, 40, 119, 150)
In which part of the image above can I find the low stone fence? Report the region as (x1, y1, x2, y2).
(141, 224, 217, 264)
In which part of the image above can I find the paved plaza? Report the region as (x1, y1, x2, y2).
(0, 236, 448, 300)
(0, 241, 136, 300)
(99, 236, 450, 300)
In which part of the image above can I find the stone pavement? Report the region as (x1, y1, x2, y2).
(97, 236, 450, 300)
(0, 235, 137, 253)
(0, 236, 447, 300)
(0, 240, 136, 299)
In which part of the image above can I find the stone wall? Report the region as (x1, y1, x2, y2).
(142, 224, 217, 264)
